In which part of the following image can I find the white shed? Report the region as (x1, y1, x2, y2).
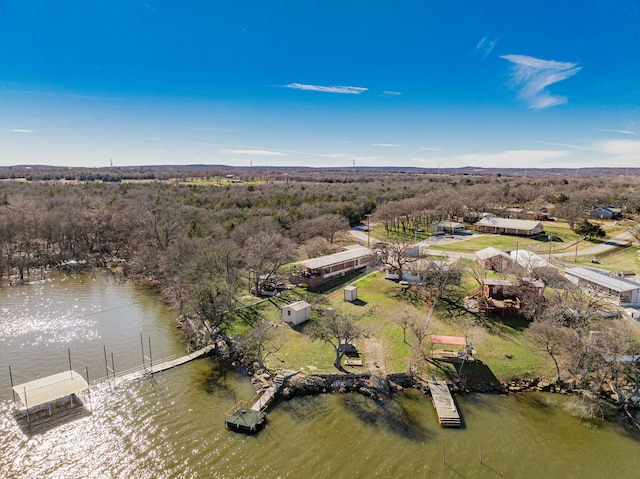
(344, 285, 358, 302)
(282, 300, 312, 326)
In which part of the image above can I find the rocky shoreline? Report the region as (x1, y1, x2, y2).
(177, 313, 626, 410)
(250, 370, 583, 401)
(179, 321, 587, 399)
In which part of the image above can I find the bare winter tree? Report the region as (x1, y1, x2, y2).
(245, 231, 297, 295)
(415, 260, 463, 303)
(311, 311, 367, 373)
(299, 236, 333, 260)
(555, 192, 592, 229)
(239, 319, 287, 370)
(374, 238, 420, 281)
(168, 238, 241, 329)
(466, 259, 488, 291)
(396, 307, 415, 344)
(529, 314, 567, 383)
(316, 213, 350, 244)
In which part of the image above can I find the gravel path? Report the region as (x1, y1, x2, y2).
(364, 338, 386, 376)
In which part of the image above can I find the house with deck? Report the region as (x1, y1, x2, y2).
(475, 278, 545, 315)
(291, 245, 373, 289)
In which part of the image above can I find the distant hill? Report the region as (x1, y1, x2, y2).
(1, 164, 639, 181)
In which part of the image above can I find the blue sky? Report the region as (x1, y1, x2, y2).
(1, 1, 639, 169)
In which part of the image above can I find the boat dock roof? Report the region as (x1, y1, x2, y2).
(12, 370, 88, 409)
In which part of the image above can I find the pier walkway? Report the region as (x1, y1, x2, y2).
(428, 379, 461, 427)
(101, 344, 215, 386)
(251, 373, 285, 412)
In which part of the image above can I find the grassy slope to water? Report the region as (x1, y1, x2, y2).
(260, 220, 637, 382)
(263, 272, 556, 383)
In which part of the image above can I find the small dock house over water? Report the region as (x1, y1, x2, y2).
(12, 370, 89, 423)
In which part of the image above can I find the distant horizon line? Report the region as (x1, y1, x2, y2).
(2, 163, 640, 173)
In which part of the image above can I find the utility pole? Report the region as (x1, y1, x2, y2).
(366, 214, 371, 247)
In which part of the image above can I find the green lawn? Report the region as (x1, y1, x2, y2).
(559, 246, 640, 274)
(434, 234, 548, 254)
(432, 220, 627, 256)
(259, 272, 557, 383)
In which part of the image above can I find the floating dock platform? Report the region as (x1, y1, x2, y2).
(428, 379, 461, 427)
(224, 372, 288, 433)
(224, 401, 266, 433)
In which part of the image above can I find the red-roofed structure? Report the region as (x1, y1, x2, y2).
(431, 335, 467, 347)
(430, 335, 473, 362)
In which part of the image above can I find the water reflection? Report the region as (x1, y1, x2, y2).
(341, 393, 431, 442)
(2, 275, 640, 478)
(13, 400, 92, 437)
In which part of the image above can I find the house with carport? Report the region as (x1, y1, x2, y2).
(474, 217, 544, 237)
(564, 267, 640, 305)
(509, 250, 554, 275)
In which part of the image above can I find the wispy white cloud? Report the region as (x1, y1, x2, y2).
(11, 129, 34, 133)
(594, 139, 640, 155)
(537, 141, 596, 151)
(372, 143, 404, 147)
(220, 148, 287, 156)
(421, 146, 441, 151)
(588, 139, 640, 167)
(382, 90, 402, 96)
(501, 54, 581, 109)
(455, 149, 569, 167)
(213, 143, 348, 159)
(283, 83, 368, 95)
(594, 128, 634, 135)
(476, 35, 500, 59)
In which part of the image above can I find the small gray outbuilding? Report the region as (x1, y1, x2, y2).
(344, 285, 358, 302)
(282, 300, 312, 326)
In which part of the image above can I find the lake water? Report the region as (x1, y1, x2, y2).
(1, 274, 639, 478)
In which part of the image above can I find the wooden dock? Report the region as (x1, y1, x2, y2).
(225, 372, 290, 433)
(109, 344, 215, 385)
(428, 379, 461, 427)
(250, 373, 285, 412)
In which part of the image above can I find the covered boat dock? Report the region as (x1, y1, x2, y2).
(12, 370, 89, 422)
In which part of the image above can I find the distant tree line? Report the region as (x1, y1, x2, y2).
(1, 167, 639, 332)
